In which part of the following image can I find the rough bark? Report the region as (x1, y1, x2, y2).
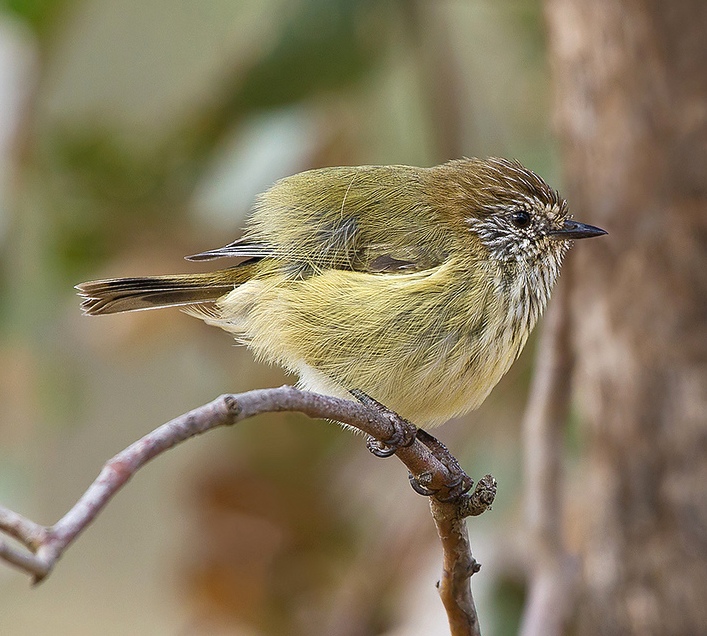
(545, 1, 707, 634)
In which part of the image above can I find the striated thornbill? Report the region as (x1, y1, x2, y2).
(77, 158, 606, 426)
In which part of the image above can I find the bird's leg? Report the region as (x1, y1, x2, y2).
(349, 389, 417, 457)
(349, 390, 473, 502)
(412, 429, 474, 502)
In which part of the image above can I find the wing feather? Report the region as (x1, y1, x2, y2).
(186, 165, 454, 274)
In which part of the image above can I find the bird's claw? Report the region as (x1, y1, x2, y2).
(412, 429, 475, 501)
(351, 389, 417, 457)
(350, 389, 476, 502)
(366, 437, 399, 457)
(435, 473, 475, 502)
(408, 471, 438, 496)
(408, 470, 474, 501)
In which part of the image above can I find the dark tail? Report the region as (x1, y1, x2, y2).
(76, 263, 256, 316)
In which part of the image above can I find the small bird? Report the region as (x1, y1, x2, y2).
(77, 158, 605, 426)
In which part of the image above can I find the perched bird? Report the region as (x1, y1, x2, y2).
(77, 158, 605, 426)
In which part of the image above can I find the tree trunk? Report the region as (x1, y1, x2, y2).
(545, 1, 707, 634)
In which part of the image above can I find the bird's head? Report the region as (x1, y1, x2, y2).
(435, 157, 606, 269)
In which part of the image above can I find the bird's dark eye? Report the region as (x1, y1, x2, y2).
(511, 210, 531, 229)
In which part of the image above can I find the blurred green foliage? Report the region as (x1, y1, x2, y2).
(1, 0, 68, 36)
(216, 0, 388, 116)
(45, 130, 187, 276)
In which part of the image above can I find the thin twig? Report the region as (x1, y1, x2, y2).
(519, 280, 579, 636)
(433, 475, 497, 636)
(0, 386, 494, 634)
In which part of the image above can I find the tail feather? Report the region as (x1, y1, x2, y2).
(76, 264, 255, 316)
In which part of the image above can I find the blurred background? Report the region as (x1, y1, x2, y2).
(0, 2, 553, 633)
(1, 1, 705, 635)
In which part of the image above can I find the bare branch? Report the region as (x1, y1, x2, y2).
(0, 385, 494, 634)
(519, 279, 580, 636)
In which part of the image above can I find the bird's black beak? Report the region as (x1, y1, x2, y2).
(548, 219, 607, 240)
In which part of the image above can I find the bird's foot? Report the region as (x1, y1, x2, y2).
(349, 389, 417, 457)
(349, 390, 477, 502)
(410, 429, 475, 502)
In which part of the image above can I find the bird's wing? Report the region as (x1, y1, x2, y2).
(186, 166, 453, 274)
